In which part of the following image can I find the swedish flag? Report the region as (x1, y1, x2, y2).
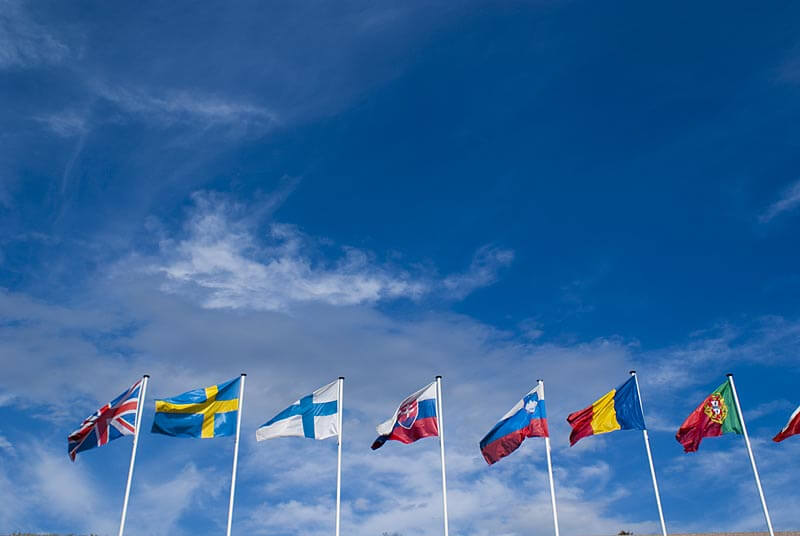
(152, 377, 241, 438)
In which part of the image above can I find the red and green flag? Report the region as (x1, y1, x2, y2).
(676, 378, 742, 452)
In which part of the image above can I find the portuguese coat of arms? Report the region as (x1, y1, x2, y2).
(703, 393, 728, 424)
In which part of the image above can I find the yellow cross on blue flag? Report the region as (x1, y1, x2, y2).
(152, 377, 241, 438)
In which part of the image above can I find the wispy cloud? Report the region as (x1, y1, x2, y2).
(147, 191, 512, 311)
(35, 109, 89, 138)
(759, 179, 800, 223)
(442, 245, 514, 299)
(91, 82, 278, 131)
(0, 0, 69, 69)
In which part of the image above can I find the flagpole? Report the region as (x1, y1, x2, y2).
(118, 374, 149, 536)
(335, 377, 344, 536)
(630, 371, 668, 536)
(435, 376, 450, 536)
(226, 373, 246, 536)
(726, 373, 774, 536)
(537, 379, 560, 536)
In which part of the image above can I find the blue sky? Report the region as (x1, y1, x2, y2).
(1, 1, 800, 535)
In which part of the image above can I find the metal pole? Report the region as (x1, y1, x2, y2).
(630, 371, 668, 536)
(726, 373, 775, 536)
(538, 380, 560, 536)
(118, 374, 149, 536)
(335, 377, 344, 536)
(226, 374, 246, 536)
(435, 376, 450, 536)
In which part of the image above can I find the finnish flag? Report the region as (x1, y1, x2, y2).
(256, 380, 340, 441)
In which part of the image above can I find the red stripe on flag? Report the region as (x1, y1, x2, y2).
(567, 405, 594, 446)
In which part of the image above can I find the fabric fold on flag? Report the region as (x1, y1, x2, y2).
(676, 378, 742, 452)
(773, 404, 800, 442)
(152, 377, 241, 439)
(567, 376, 645, 446)
(68, 379, 143, 461)
(256, 380, 339, 441)
(480, 383, 548, 465)
(371, 382, 438, 450)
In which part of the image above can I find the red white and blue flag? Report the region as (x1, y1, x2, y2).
(480, 383, 548, 465)
(68, 379, 143, 461)
(371, 382, 438, 450)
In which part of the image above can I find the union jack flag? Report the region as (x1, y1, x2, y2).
(68, 379, 142, 461)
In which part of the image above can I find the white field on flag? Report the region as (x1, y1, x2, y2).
(256, 380, 339, 441)
(375, 381, 436, 436)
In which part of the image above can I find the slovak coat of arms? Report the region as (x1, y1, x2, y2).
(703, 393, 728, 424)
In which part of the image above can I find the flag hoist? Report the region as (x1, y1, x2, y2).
(66, 375, 149, 536)
(677, 375, 774, 536)
(256, 378, 344, 536)
(567, 374, 669, 536)
(371, 378, 449, 536)
(151, 374, 246, 536)
(479, 379, 560, 536)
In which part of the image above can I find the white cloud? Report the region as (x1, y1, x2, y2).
(149, 191, 510, 311)
(0, 435, 11, 450)
(759, 179, 800, 223)
(0, 0, 69, 69)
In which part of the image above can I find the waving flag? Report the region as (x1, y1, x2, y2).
(68, 379, 143, 461)
(480, 383, 548, 465)
(676, 377, 742, 452)
(256, 380, 339, 441)
(774, 404, 800, 442)
(567, 376, 645, 446)
(152, 377, 241, 438)
(371, 382, 438, 450)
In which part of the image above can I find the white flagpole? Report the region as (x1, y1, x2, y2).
(537, 379, 560, 536)
(118, 374, 149, 536)
(435, 376, 450, 536)
(335, 377, 344, 536)
(226, 373, 246, 536)
(630, 371, 668, 536)
(726, 373, 775, 536)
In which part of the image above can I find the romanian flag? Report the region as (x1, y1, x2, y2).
(152, 377, 241, 439)
(676, 378, 742, 452)
(567, 376, 645, 446)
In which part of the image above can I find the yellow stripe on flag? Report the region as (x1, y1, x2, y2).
(154, 384, 239, 439)
(591, 389, 621, 434)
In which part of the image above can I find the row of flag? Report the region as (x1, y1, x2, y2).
(68, 372, 800, 536)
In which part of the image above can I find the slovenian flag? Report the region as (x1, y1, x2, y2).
(371, 382, 438, 450)
(567, 376, 645, 446)
(480, 383, 548, 465)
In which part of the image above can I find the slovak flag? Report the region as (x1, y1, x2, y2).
(371, 382, 438, 450)
(480, 383, 548, 465)
(68, 379, 143, 461)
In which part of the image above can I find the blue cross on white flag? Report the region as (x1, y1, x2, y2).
(256, 380, 340, 441)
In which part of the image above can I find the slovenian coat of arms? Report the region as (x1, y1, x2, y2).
(703, 393, 727, 424)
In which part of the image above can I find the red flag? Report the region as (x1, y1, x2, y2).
(773, 404, 800, 442)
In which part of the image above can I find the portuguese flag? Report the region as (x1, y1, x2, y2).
(676, 378, 742, 452)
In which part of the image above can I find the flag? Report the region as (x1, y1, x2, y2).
(256, 380, 339, 441)
(676, 378, 742, 452)
(152, 377, 241, 438)
(480, 383, 548, 465)
(371, 382, 438, 450)
(68, 379, 142, 461)
(567, 376, 645, 446)
(773, 404, 800, 443)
